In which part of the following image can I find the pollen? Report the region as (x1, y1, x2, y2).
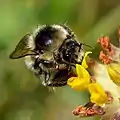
(99, 51, 112, 64)
(98, 36, 113, 54)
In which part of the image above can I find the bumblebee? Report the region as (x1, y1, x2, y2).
(9, 24, 85, 87)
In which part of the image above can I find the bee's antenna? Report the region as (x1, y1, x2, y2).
(82, 43, 94, 49)
(64, 21, 68, 26)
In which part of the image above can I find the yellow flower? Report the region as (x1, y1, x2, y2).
(67, 64, 90, 90)
(106, 63, 120, 86)
(82, 51, 92, 68)
(88, 82, 108, 106)
(67, 51, 92, 91)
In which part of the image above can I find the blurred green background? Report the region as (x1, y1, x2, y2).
(0, 0, 120, 120)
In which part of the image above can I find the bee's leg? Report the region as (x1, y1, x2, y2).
(68, 43, 83, 66)
(45, 81, 67, 87)
(44, 71, 50, 84)
(34, 67, 43, 83)
(33, 59, 43, 75)
(78, 43, 83, 52)
(43, 69, 69, 87)
(35, 70, 50, 87)
(77, 43, 85, 64)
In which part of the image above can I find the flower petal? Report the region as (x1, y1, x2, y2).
(67, 77, 77, 86)
(67, 77, 89, 91)
(106, 63, 120, 86)
(88, 83, 107, 106)
(82, 51, 92, 68)
(76, 64, 90, 81)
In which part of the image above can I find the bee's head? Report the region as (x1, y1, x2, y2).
(33, 25, 84, 68)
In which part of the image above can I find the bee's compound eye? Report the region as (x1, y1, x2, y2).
(66, 41, 77, 47)
(61, 40, 82, 64)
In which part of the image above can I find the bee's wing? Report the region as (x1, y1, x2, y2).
(9, 34, 36, 59)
